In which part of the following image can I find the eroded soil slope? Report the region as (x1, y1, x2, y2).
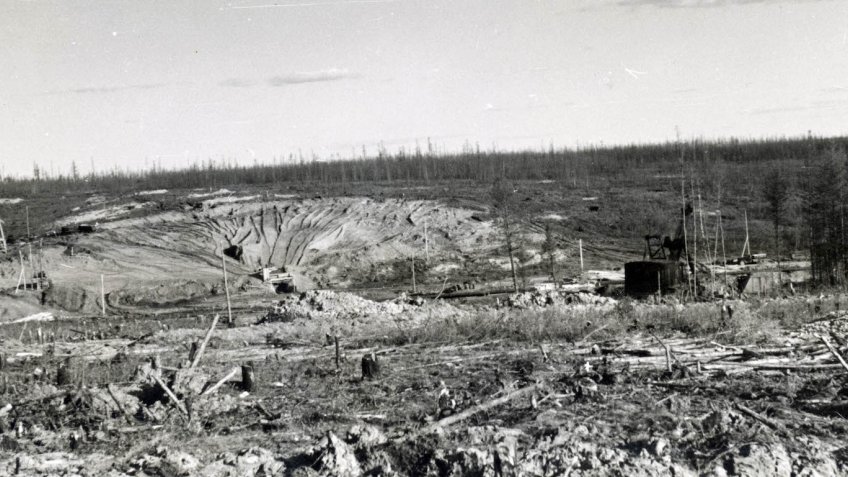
(0, 196, 495, 317)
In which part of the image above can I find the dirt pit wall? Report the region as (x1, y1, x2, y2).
(0, 196, 496, 317)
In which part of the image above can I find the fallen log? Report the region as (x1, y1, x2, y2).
(820, 336, 848, 373)
(106, 384, 135, 425)
(201, 367, 239, 396)
(150, 373, 189, 416)
(735, 403, 786, 433)
(190, 313, 219, 368)
(798, 400, 848, 418)
(404, 383, 540, 440)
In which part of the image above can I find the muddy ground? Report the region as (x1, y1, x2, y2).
(0, 190, 846, 475)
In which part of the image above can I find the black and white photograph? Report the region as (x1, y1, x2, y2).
(1, 0, 848, 474)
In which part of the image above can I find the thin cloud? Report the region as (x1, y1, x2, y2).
(229, 0, 397, 9)
(49, 83, 168, 95)
(267, 68, 360, 86)
(219, 78, 257, 88)
(747, 100, 848, 115)
(617, 0, 826, 7)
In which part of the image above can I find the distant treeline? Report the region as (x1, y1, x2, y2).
(4, 135, 848, 287)
(1, 135, 847, 196)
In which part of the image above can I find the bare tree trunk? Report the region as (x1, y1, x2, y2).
(504, 214, 518, 292)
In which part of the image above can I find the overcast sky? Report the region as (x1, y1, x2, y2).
(1, 0, 846, 177)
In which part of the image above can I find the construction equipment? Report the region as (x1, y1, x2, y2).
(628, 203, 694, 296)
(262, 267, 296, 293)
(642, 204, 693, 262)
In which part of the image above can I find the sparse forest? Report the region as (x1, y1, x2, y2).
(2, 134, 848, 288)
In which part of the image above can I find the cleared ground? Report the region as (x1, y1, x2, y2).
(0, 188, 845, 476)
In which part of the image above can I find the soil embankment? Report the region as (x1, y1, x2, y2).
(0, 196, 496, 318)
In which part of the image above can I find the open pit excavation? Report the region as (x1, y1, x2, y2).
(0, 196, 497, 318)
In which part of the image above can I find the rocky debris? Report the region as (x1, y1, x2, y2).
(798, 311, 848, 339)
(790, 436, 842, 476)
(170, 367, 210, 396)
(89, 386, 141, 417)
(720, 443, 792, 477)
(506, 290, 617, 309)
(346, 424, 388, 449)
(519, 429, 688, 477)
(108, 280, 217, 308)
(201, 448, 285, 476)
(130, 446, 201, 476)
(266, 290, 411, 323)
(701, 409, 746, 436)
(308, 432, 363, 477)
(6, 452, 88, 475)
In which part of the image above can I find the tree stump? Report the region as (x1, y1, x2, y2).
(188, 342, 199, 364)
(56, 361, 71, 386)
(0, 354, 5, 371)
(241, 363, 255, 392)
(361, 353, 380, 380)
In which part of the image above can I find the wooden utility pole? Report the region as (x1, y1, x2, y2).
(424, 220, 429, 263)
(657, 271, 662, 298)
(0, 218, 6, 254)
(578, 239, 584, 274)
(682, 178, 692, 298)
(16, 249, 25, 293)
(740, 209, 751, 258)
(37, 239, 44, 291)
(692, 179, 698, 294)
(720, 213, 728, 290)
(411, 257, 417, 293)
(100, 274, 106, 317)
(222, 251, 233, 325)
